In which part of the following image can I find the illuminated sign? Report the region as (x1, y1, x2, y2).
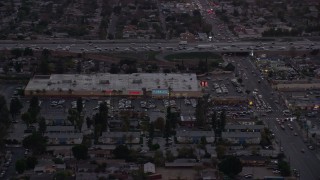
(128, 91, 141, 95)
(200, 81, 208, 87)
(152, 89, 169, 95)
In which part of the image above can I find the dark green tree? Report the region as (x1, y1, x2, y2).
(218, 156, 242, 178)
(21, 112, 32, 127)
(0, 96, 10, 149)
(38, 117, 46, 135)
(86, 117, 92, 129)
(219, 110, 226, 131)
(67, 108, 78, 125)
(148, 122, 155, 139)
(195, 98, 208, 127)
(24, 47, 33, 56)
(113, 145, 130, 159)
(53, 170, 72, 180)
(11, 48, 23, 58)
(72, 144, 88, 160)
(216, 145, 226, 159)
(28, 96, 40, 120)
(76, 97, 83, 113)
(26, 156, 38, 169)
(278, 160, 291, 176)
(10, 98, 23, 119)
(15, 159, 26, 174)
(22, 132, 47, 155)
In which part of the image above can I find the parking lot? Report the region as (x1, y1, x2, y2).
(14, 96, 197, 129)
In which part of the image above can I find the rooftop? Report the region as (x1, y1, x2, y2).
(176, 130, 215, 137)
(222, 132, 261, 138)
(25, 73, 200, 92)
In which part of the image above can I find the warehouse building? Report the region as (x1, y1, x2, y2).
(24, 73, 202, 98)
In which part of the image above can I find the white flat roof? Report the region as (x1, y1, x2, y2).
(25, 73, 200, 92)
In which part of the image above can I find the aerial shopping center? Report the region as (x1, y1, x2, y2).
(24, 73, 202, 98)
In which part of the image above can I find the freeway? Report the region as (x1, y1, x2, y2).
(0, 40, 319, 53)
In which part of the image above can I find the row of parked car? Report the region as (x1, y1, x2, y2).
(0, 151, 12, 178)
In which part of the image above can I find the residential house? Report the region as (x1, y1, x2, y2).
(201, 169, 218, 180)
(30, 174, 54, 180)
(45, 133, 83, 145)
(176, 130, 215, 144)
(88, 149, 113, 159)
(221, 132, 261, 144)
(46, 126, 77, 133)
(222, 124, 263, 144)
(34, 160, 66, 173)
(45, 125, 83, 145)
(165, 159, 201, 168)
(98, 132, 140, 144)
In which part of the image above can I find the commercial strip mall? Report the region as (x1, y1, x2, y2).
(24, 73, 202, 98)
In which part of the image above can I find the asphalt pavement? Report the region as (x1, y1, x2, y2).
(237, 56, 320, 180)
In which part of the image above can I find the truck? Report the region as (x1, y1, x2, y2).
(197, 44, 212, 49)
(179, 41, 188, 46)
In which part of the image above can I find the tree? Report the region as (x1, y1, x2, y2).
(26, 156, 38, 169)
(21, 112, 32, 127)
(22, 132, 47, 155)
(237, 78, 243, 84)
(148, 122, 155, 139)
(154, 117, 165, 132)
(216, 145, 226, 159)
(39, 57, 50, 74)
(72, 144, 88, 160)
(165, 150, 175, 162)
(278, 160, 291, 176)
(67, 108, 78, 125)
(86, 117, 92, 129)
(113, 145, 130, 159)
(11, 48, 23, 58)
(28, 96, 40, 120)
(24, 47, 33, 56)
(0, 96, 10, 150)
(198, 59, 208, 74)
(38, 117, 46, 135)
(211, 111, 217, 130)
(199, 136, 207, 149)
(75, 115, 84, 132)
(76, 97, 83, 113)
(218, 156, 242, 178)
(10, 98, 23, 119)
(15, 159, 26, 174)
(54, 170, 73, 180)
(219, 110, 226, 131)
(177, 147, 195, 158)
(154, 150, 165, 166)
(195, 98, 208, 127)
(233, 9, 239, 16)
